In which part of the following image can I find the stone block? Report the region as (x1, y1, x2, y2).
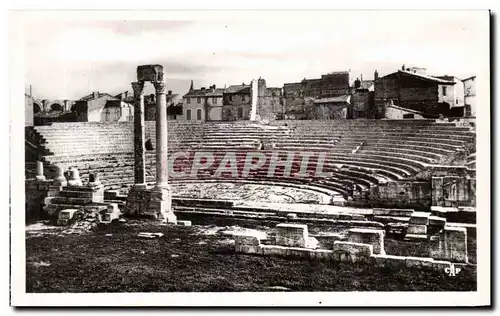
(407, 224, 427, 235)
(352, 214, 365, 221)
(431, 260, 452, 272)
(404, 256, 434, 268)
(311, 249, 333, 260)
(287, 247, 314, 259)
(390, 209, 414, 217)
(177, 220, 192, 226)
(404, 234, 428, 241)
(429, 216, 447, 227)
(104, 190, 119, 200)
(373, 208, 392, 216)
(370, 254, 406, 268)
(338, 213, 353, 220)
(333, 241, 373, 262)
(409, 212, 431, 225)
(305, 237, 319, 249)
(326, 213, 340, 220)
(314, 233, 345, 250)
(347, 228, 385, 255)
(234, 235, 261, 247)
(261, 245, 287, 257)
(286, 213, 298, 220)
(430, 226, 468, 263)
(137, 64, 164, 82)
(275, 223, 308, 248)
(236, 244, 261, 254)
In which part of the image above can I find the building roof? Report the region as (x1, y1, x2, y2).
(396, 70, 456, 84)
(314, 95, 351, 104)
(224, 84, 250, 94)
(184, 88, 225, 97)
(462, 75, 476, 82)
(79, 92, 117, 101)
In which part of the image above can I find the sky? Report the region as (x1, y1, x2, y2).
(22, 10, 489, 100)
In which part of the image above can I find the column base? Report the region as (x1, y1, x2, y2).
(150, 186, 176, 224)
(132, 183, 148, 191)
(125, 186, 176, 223)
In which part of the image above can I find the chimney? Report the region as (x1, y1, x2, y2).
(354, 78, 361, 89)
(30, 85, 32, 97)
(374, 70, 379, 81)
(125, 91, 128, 99)
(402, 64, 405, 71)
(168, 90, 172, 95)
(93, 91, 99, 99)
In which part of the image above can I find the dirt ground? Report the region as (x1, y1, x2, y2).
(26, 219, 476, 293)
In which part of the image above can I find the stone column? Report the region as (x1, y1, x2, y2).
(149, 77, 176, 224)
(131, 81, 147, 190)
(35, 161, 46, 181)
(153, 80, 168, 189)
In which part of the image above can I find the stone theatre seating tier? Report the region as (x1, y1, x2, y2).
(28, 120, 475, 200)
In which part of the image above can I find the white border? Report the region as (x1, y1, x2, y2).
(8, 8, 491, 307)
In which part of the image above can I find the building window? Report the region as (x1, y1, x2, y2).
(213, 97, 217, 104)
(187, 98, 191, 104)
(237, 107, 243, 119)
(442, 86, 447, 96)
(456, 99, 459, 105)
(197, 97, 201, 104)
(186, 109, 191, 121)
(229, 95, 233, 102)
(197, 109, 202, 120)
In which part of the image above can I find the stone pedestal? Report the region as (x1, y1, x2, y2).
(150, 186, 176, 223)
(405, 211, 431, 240)
(52, 165, 67, 186)
(347, 228, 385, 255)
(35, 161, 46, 181)
(125, 186, 176, 223)
(67, 168, 83, 186)
(275, 223, 308, 248)
(430, 226, 468, 263)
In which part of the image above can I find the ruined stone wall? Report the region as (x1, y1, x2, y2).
(432, 176, 475, 207)
(222, 93, 251, 121)
(25, 180, 52, 222)
(358, 180, 432, 210)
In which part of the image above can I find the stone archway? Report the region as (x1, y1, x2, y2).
(50, 103, 63, 112)
(33, 102, 42, 114)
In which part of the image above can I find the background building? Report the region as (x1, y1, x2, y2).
(283, 71, 351, 119)
(183, 81, 224, 121)
(462, 76, 476, 117)
(374, 66, 460, 118)
(222, 84, 251, 121)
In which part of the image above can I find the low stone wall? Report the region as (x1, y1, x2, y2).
(234, 223, 472, 273)
(234, 234, 457, 272)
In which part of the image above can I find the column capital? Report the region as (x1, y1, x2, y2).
(131, 81, 145, 98)
(154, 81, 167, 94)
